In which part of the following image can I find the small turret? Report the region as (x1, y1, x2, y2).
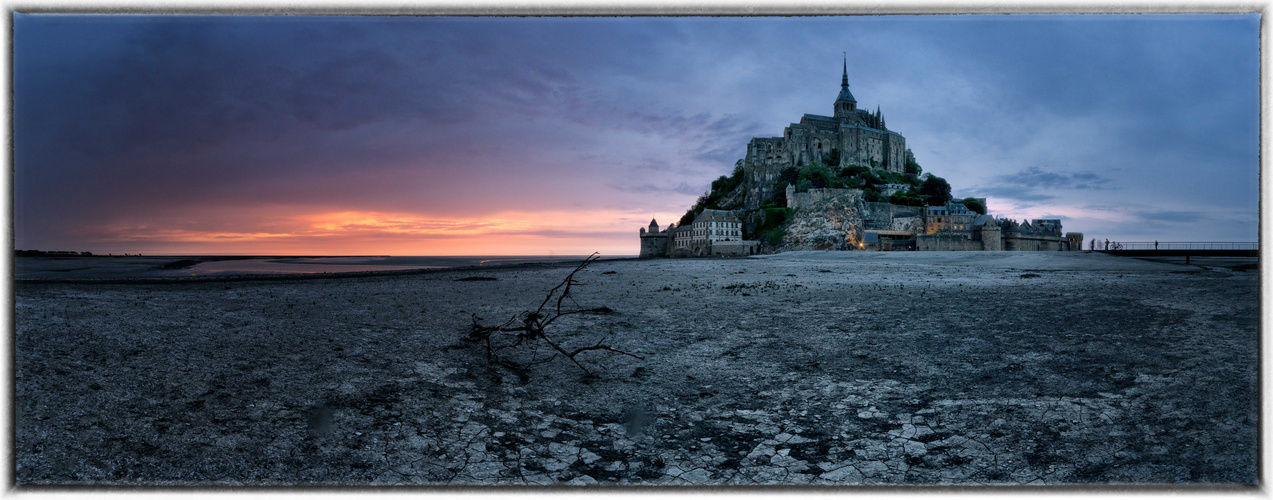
(648, 218, 660, 234)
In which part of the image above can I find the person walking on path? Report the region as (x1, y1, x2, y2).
(1155, 240, 1159, 250)
(1105, 239, 1109, 250)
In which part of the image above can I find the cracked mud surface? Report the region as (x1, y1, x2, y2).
(15, 252, 1257, 485)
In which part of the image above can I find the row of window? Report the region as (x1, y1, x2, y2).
(676, 220, 744, 243)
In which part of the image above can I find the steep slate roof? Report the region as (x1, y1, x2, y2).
(694, 209, 741, 224)
(802, 113, 836, 123)
(947, 203, 974, 216)
(926, 203, 975, 217)
(837, 86, 857, 103)
(972, 214, 994, 226)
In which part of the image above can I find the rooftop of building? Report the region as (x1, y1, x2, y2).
(694, 209, 742, 224)
(926, 203, 976, 216)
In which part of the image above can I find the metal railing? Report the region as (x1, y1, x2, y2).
(1104, 242, 1258, 251)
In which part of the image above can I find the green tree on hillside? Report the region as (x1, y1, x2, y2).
(918, 176, 952, 206)
(958, 197, 987, 215)
(678, 208, 696, 226)
(680, 160, 747, 224)
(905, 148, 923, 176)
(823, 148, 840, 167)
(799, 162, 838, 189)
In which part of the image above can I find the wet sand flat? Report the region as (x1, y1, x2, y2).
(14, 251, 1258, 485)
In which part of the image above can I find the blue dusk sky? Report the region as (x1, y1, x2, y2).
(13, 14, 1260, 255)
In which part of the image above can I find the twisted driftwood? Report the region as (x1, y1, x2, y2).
(467, 253, 643, 375)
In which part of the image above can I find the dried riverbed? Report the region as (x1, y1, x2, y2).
(14, 251, 1258, 485)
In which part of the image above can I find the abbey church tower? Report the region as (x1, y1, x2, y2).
(833, 55, 857, 120)
(739, 55, 908, 208)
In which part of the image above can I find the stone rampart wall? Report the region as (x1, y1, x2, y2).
(1003, 233, 1067, 251)
(917, 233, 985, 251)
(710, 240, 760, 257)
(639, 234, 669, 258)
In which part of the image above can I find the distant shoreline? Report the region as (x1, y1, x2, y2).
(15, 254, 638, 284)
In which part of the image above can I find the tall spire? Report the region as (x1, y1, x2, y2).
(841, 52, 848, 89)
(834, 52, 857, 118)
(836, 53, 856, 104)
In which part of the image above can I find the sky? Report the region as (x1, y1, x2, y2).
(13, 14, 1260, 256)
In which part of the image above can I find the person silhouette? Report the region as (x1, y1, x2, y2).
(1155, 240, 1159, 250)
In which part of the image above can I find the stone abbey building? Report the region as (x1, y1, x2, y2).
(639, 56, 1082, 257)
(740, 57, 908, 208)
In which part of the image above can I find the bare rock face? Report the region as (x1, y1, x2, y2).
(717, 186, 747, 211)
(890, 216, 923, 233)
(780, 192, 867, 251)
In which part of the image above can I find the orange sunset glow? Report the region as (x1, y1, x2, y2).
(82, 209, 667, 256)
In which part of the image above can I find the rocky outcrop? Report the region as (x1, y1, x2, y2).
(716, 184, 747, 211)
(778, 191, 868, 251)
(890, 217, 923, 232)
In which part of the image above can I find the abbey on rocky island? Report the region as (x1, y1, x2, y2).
(639, 56, 1081, 257)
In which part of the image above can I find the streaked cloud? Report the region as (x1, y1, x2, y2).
(1133, 210, 1204, 223)
(997, 167, 1115, 191)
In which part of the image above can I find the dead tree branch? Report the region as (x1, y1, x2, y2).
(466, 253, 643, 375)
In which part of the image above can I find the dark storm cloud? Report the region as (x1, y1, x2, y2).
(972, 187, 1055, 202)
(970, 166, 1113, 202)
(14, 16, 706, 244)
(16, 17, 469, 230)
(997, 167, 1114, 191)
(21, 20, 448, 159)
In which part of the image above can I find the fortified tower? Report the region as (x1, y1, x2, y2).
(638, 218, 670, 258)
